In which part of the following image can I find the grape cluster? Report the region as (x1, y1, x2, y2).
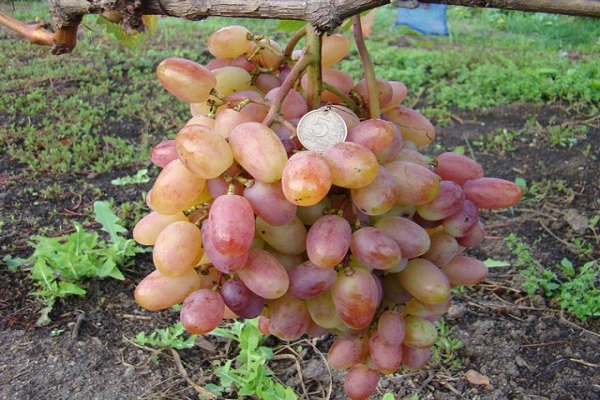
(132, 25, 522, 400)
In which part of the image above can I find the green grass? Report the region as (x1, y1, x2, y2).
(1, 2, 598, 174)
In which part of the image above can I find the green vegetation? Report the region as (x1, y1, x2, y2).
(206, 319, 297, 399)
(132, 322, 198, 350)
(432, 320, 464, 370)
(4, 201, 146, 325)
(505, 233, 600, 321)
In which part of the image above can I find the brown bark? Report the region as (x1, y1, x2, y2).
(46, 0, 600, 32)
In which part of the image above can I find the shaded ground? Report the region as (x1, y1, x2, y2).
(1, 101, 598, 400)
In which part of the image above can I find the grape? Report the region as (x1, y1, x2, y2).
(373, 216, 430, 259)
(323, 141, 379, 189)
(384, 105, 436, 147)
(149, 159, 206, 215)
(302, 68, 354, 104)
(374, 125, 403, 164)
(207, 195, 254, 258)
(268, 295, 311, 341)
(225, 90, 269, 122)
(403, 297, 451, 319)
(386, 160, 441, 205)
(228, 122, 288, 183)
(212, 66, 254, 95)
(287, 260, 337, 299)
(306, 290, 344, 329)
(150, 139, 177, 168)
(397, 258, 451, 305)
(220, 278, 251, 311)
(416, 180, 465, 221)
(133, 211, 187, 246)
(254, 72, 281, 93)
(422, 231, 460, 267)
(237, 248, 289, 299)
(306, 215, 352, 268)
(213, 108, 252, 139)
(350, 165, 398, 216)
(381, 272, 413, 304)
(353, 78, 393, 110)
(441, 255, 489, 286)
(175, 124, 233, 179)
(306, 319, 329, 338)
(456, 220, 485, 248)
(330, 105, 361, 129)
(327, 335, 369, 370)
(346, 118, 396, 155)
(243, 180, 297, 226)
(134, 269, 201, 311)
(434, 152, 484, 185)
(197, 266, 220, 289)
(201, 222, 248, 273)
(343, 363, 380, 400)
(156, 57, 216, 103)
(153, 221, 203, 277)
(186, 115, 216, 129)
(369, 332, 402, 373)
(443, 199, 479, 237)
(235, 291, 265, 319)
(230, 55, 256, 72)
(180, 289, 225, 334)
(265, 88, 308, 120)
(377, 310, 405, 346)
(281, 151, 333, 207)
(392, 148, 431, 168)
(463, 177, 523, 209)
(401, 344, 431, 369)
(295, 196, 332, 226)
(332, 267, 379, 330)
(253, 39, 283, 69)
(255, 215, 307, 256)
(321, 33, 351, 67)
(385, 81, 409, 109)
(207, 25, 253, 59)
(370, 204, 416, 223)
(403, 315, 438, 348)
(350, 227, 402, 270)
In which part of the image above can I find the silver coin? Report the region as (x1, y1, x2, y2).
(296, 107, 348, 153)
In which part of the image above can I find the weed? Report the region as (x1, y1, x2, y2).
(505, 233, 600, 320)
(131, 322, 197, 350)
(111, 169, 152, 186)
(6, 201, 146, 325)
(204, 319, 297, 399)
(431, 320, 463, 371)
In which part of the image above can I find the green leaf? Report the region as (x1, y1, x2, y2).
(111, 169, 151, 186)
(57, 281, 87, 297)
(94, 201, 127, 243)
(483, 258, 512, 268)
(3, 254, 27, 272)
(276, 20, 306, 33)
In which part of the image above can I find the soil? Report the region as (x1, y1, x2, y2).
(1, 101, 598, 400)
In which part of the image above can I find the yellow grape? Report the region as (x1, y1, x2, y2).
(132, 211, 188, 246)
(384, 106, 436, 147)
(397, 258, 451, 305)
(207, 25, 253, 59)
(156, 57, 216, 103)
(403, 315, 438, 348)
(153, 221, 203, 277)
(321, 33, 351, 67)
(323, 141, 379, 189)
(149, 159, 206, 215)
(385, 161, 441, 205)
(175, 124, 233, 179)
(212, 66, 254, 95)
(134, 269, 202, 311)
(282, 151, 333, 206)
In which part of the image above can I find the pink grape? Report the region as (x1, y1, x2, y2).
(386, 160, 441, 205)
(463, 177, 523, 209)
(180, 289, 225, 334)
(201, 222, 248, 273)
(350, 227, 402, 270)
(237, 248, 289, 299)
(156, 57, 216, 103)
(343, 364, 380, 400)
(422, 231, 460, 267)
(401, 344, 431, 369)
(153, 221, 203, 277)
(323, 141, 379, 189)
(353, 78, 393, 110)
(403, 315, 438, 348)
(434, 152, 484, 185)
(255, 216, 307, 256)
(265, 88, 308, 120)
(332, 267, 378, 330)
(306, 215, 352, 268)
(149, 159, 206, 215)
(443, 199, 480, 237)
(456, 220, 486, 248)
(346, 118, 396, 155)
(327, 335, 369, 370)
(416, 180, 465, 221)
(132, 211, 187, 246)
(287, 260, 337, 299)
(306, 290, 344, 330)
(384, 105, 436, 147)
(397, 258, 451, 305)
(350, 165, 398, 216)
(321, 33, 351, 67)
(243, 180, 297, 226)
(441, 255, 489, 286)
(207, 194, 254, 258)
(207, 25, 253, 59)
(150, 139, 177, 168)
(373, 216, 431, 259)
(377, 310, 405, 346)
(369, 331, 402, 374)
(135, 269, 201, 311)
(281, 151, 332, 207)
(268, 295, 311, 341)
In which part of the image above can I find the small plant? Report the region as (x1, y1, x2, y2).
(205, 319, 297, 399)
(111, 169, 152, 186)
(505, 233, 600, 320)
(132, 322, 198, 350)
(431, 320, 464, 371)
(7, 201, 145, 325)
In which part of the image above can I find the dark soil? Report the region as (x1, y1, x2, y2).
(1, 100, 598, 400)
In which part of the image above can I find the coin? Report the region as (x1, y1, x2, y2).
(296, 107, 348, 153)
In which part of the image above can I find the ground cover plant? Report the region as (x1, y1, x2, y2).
(1, 1, 599, 399)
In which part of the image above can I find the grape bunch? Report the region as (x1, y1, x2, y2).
(132, 25, 522, 400)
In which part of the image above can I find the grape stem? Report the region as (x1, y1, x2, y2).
(352, 15, 380, 119)
(322, 82, 358, 112)
(283, 26, 307, 60)
(303, 25, 323, 110)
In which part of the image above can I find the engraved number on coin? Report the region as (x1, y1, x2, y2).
(309, 115, 333, 137)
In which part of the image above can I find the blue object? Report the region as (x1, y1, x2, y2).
(395, 4, 449, 36)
